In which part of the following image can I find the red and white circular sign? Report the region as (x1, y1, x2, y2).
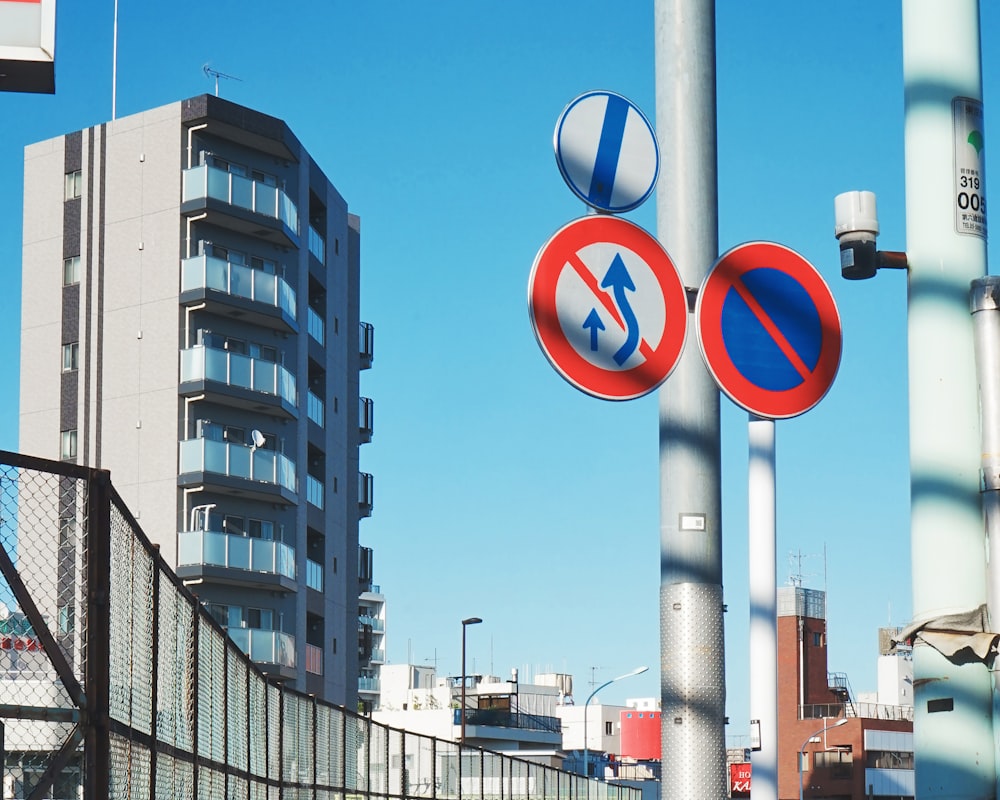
(528, 215, 687, 401)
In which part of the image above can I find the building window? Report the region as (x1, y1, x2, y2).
(813, 632, 824, 647)
(62, 342, 79, 372)
(58, 604, 75, 633)
(246, 607, 273, 630)
(605, 721, 613, 736)
(60, 430, 77, 460)
(64, 170, 82, 200)
(63, 255, 81, 286)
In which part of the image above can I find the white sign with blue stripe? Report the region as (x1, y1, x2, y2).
(554, 90, 659, 214)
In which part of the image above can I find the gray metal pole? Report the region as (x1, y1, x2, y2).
(903, 1, 994, 795)
(654, 1, 727, 798)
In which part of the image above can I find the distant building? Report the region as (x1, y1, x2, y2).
(19, 94, 375, 709)
(358, 545, 386, 711)
(776, 586, 913, 799)
(375, 665, 564, 762)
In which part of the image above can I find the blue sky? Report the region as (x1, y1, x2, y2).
(1, 2, 998, 740)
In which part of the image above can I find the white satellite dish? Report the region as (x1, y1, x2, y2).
(250, 429, 266, 450)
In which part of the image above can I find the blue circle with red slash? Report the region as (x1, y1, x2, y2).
(696, 242, 841, 419)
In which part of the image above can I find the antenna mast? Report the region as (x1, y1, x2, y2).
(202, 64, 243, 97)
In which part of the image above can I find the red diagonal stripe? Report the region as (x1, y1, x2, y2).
(731, 277, 811, 379)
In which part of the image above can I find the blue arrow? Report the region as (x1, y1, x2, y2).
(582, 308, 605, 351)
(601, 253, 639, 365)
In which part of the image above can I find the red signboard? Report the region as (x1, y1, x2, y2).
(729, 762, 751, 797)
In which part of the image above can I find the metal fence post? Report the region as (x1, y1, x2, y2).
(84, 469, 113, 800)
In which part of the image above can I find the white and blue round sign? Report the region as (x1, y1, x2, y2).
(554, 90, 659, 214)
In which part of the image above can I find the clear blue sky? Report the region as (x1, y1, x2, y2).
(1, 2, 998, 741)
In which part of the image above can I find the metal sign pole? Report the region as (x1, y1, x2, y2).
(748, 415, 776, 800)
(654, 1, 727, 798)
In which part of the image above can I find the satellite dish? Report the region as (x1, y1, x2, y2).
(251, 429, 266, 449)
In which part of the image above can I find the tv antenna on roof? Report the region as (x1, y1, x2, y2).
(203, 64, 243, 97)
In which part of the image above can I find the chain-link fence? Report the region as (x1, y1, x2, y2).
(0, 451, 640, 800)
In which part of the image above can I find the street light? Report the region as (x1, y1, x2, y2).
(460, 617, 482, 745)
(798, 717, 848, 800)
(582, 666, 648, 778)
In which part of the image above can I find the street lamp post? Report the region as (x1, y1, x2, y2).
(582, 666, 648, 778)
(460, 617, 482, 745)
(798, 718, 848, 800)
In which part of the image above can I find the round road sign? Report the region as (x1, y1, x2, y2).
(696, 242, 842, 419)
(528, 215, 687, 401)
(554, 90, 659, 214)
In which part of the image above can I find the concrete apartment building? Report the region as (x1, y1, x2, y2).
(19, 94, 374, 709)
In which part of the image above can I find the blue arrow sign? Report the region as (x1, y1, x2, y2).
(601, 253, 639, 366)
(582, 308, 605, 351)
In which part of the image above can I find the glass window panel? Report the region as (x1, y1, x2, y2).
(63, 255, 81, 285)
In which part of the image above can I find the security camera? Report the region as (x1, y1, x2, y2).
(834, 191, 907, 280)
(834, 191, 880, 280)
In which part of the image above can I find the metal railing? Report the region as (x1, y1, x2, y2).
(0, 450, 641, 800)
(800, 702, 914, 722)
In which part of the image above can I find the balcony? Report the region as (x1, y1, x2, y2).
(226, 628, 296, 678)
(308, 225, 326, 264)
(180, 254, 297, 331)
(305, 643, 323, 675)
(306, 558, 324, 591)
(359, 321, 374, 369)
(179, 345, 298, 418)
(358, 677, 381, 693)
(359, 472, 373, 517)
(454, 708, 562, 735)
(308, 307, 325, 346)
(306, 475, 324, 510)
(359, 396, 373, 443)
(181, 164, 299, 246)
(178, 438, 297, 504)
(176, 530, 296, 592)
(307, 391, 325, 427)
(358, 614, 384, 633)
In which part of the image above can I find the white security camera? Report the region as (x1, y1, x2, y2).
(834, 191, 880, 280)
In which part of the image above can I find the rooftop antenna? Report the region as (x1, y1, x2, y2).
(203, 64, 243, 98)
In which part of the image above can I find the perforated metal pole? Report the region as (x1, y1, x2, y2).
(654, 1, 727, 797)
(903, 1, 994, 794)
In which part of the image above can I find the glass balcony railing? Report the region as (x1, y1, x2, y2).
(307, 391, 325, 427)
(359, 472, 373, 515)
(306, 558, 323, 591)
(177, 530, 295, 580)
(181, 254, 296, 319)
(307, 307, 325, 346)
(306, 475, 324, 510)
(360, 321, 374, 367)
(308, 225, 326, 264)
(358, 677, 380, 693)
(182, 164, 299, 234)
(305, 643, 323, 675)
(180, 345, 297, 406)
(358, 615, 384, 632)
(179, 438, 297, 494)
(226, 628, 296, 669)
(369, 648, 385, 663)
(359, 396, 373, 442)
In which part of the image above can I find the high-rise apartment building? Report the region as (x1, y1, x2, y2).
(19, 94, 374, 709)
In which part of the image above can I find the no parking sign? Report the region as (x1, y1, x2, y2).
(696, 242, 842, 419)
